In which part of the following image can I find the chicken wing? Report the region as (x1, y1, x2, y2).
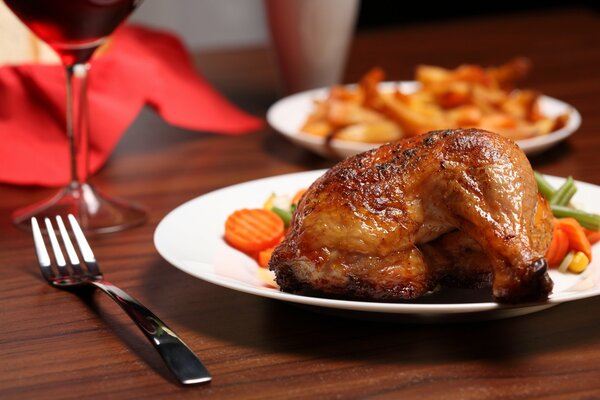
(269, 128, 553, 303)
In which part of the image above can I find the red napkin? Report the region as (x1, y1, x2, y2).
(0, 25, 263, 187)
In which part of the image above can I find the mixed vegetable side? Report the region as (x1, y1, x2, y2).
(224, 189, 306, 271)
(535, 172, 600, 273)
(224, 174, 600, 278)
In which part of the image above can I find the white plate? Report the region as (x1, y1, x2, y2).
(154, 171, 600, 321)
(266, 81, 582, 158)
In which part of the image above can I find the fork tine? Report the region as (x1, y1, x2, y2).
(68, 214, 102, 277)
(44, 218, 70, 277)
(32, 217, 55, 282)
(56, 216, 85, 276)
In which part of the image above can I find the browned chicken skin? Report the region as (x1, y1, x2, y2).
(269, 128, 553, 303)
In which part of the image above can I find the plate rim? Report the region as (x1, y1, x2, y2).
(154, 171, 600, 316)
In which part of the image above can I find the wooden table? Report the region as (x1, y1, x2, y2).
(1, 7, 599, 399)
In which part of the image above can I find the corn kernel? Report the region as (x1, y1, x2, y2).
(263, 193, 276, 210)
(263, 193, 292, 211)
(568, 251, 589, 273)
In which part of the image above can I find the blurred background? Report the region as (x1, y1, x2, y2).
(1, 0, 596, 114)
(131, 0, 598, 51)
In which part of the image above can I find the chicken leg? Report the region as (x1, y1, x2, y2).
(269, 128, 553, 303)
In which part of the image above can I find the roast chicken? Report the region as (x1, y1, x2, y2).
(269, 128, 554, 303)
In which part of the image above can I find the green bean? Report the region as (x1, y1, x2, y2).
(561, 183, 577, 206)
(551, 205, 600, 230)
(550, 176, 576, 206)
(534, 171, 556, 200)
(272, 206, 292, 227)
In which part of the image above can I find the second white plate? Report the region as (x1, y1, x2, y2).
(266, 81, 582, 158)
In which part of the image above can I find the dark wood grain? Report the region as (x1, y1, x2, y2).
(1, 7, 600, 400)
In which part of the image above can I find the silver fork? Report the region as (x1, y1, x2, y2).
(32, 214, 211, 385)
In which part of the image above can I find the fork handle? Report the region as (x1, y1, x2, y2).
(91, 280, 211, 385)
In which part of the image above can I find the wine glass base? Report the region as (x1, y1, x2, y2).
(13, 183, 147, 234)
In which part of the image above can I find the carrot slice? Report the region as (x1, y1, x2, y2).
(225, 209, 284, 253)
(587, 231, 600, 245)
(258, 246, 276, 268)
(546, 225, 568, 267)
(292, 188, 307, 206)
(557, 218, 592, 261)
(583, 228, 600, 245)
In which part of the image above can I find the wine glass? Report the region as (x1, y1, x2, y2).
(5, 0, 146, 233)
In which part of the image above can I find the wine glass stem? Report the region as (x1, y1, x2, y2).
(65, 63, 90, 187)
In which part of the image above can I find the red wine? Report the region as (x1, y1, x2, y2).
(4, 0, 140, 64)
